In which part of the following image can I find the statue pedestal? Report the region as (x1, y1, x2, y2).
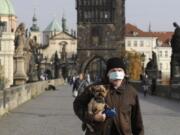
(14, 55, 27, 85)
(171, 54, 180, 84)
(145, 69, 158, 79)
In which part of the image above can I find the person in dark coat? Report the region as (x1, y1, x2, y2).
(73, 57, 144, 135)
(72, 73, 89, 97)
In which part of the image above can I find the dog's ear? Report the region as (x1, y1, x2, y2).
(99, 85, 108, 97)
(99, 85, 106, 90)
(89, 86, 97, 96)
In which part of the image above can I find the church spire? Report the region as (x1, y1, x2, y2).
(30, 8, 40, 32)
(148, 22, 152, 32)
(62, 14, 68, 32)
(33, 8, 37, 22)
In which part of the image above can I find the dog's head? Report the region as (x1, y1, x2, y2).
(90, 85, 107, 99)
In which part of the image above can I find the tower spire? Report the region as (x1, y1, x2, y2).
(148, 22, 152, 32)
(33, 8, 37, 22)
(30, 8, 40, 32)
(62, 14, 67, 32)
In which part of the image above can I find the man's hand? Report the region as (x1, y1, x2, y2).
(93, 111, 106, 122)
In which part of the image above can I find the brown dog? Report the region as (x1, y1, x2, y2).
(88, 85, 108, 115)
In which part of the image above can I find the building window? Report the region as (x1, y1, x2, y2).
(166, 63, 168, 70)
(91, 26, 102, 45)
(140, 41, 144, 47)
(79, 0, 82, 5)
(160, 63, 163, 70)
(77, 0, 115, 24)
(0, 21, 7, 32)
(159, 51, 162, 57)
(134, 41, 137, 47)
(165, 51, 168, 57)
(127, 41, 131, 47)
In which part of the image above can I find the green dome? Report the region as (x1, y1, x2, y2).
(44, 18, 61, 32)
(0, 0, 15, 16)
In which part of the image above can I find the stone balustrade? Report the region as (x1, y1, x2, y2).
(0, 79, 64, 116)
(131, 80, 180, 100)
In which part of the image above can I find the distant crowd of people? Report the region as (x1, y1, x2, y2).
(67, 73, 91, 97)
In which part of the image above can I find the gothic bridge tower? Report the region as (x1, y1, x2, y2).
(76, 0, 125, 75)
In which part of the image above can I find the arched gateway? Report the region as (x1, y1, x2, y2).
(80, 55, 106, 82)
(76, 0, 126, 76)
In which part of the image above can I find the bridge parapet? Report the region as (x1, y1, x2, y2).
(0, 79, 64, 117)
(130, 81, 180, 100)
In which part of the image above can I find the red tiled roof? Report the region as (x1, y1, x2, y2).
(125, 23, 144, 36)
(151, 32, 173, 45)
(125, 23, 174, 46)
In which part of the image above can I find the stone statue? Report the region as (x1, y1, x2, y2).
(14, 23, 27, 85)
(28, 37, 43, 81)
(59, 41, 67, 62)
(61, 44, 67, 62)
(145, 51, 158, 79)
(146, 51, 158, 70)
(14, 23, 26, 55)
(170, 22, 180, 83)
(54, 51, 60, 79)
(171, 22, 180, 53)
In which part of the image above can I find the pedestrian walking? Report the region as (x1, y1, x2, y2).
(142, 74, 149, 97)
(72, 73, 89, 97)
(73, 57, 144, 135)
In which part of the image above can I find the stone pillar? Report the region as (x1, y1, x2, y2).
(14, 55, 27, 85)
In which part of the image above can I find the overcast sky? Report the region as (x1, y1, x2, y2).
(11, 0, 180, 32)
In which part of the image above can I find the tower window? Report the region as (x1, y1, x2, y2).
(77, 0, 115, 24)
(0, 21, 7, 32)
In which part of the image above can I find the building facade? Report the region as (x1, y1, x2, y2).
(0, 0, 16, 87)
(41, 17, 77, 62)
(125, 23, 173, 81)
(42, 31, 77, 62)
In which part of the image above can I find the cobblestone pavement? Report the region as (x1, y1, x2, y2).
(140, 93, 180, 135)
(0, 85, 179, 135)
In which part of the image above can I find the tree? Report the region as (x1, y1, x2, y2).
(123, 51, 143, 80)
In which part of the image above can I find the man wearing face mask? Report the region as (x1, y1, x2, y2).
(73, 57, 144, 135)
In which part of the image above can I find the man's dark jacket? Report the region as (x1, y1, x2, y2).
(73, 82, 144, 135)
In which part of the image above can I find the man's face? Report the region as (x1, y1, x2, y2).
(108, 68, 125, 88)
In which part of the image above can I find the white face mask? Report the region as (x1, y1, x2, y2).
(108, 71, 125, 80)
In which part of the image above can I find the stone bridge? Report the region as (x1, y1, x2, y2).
(0, 79, 64, 116)
(0, 82, 179, 135)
